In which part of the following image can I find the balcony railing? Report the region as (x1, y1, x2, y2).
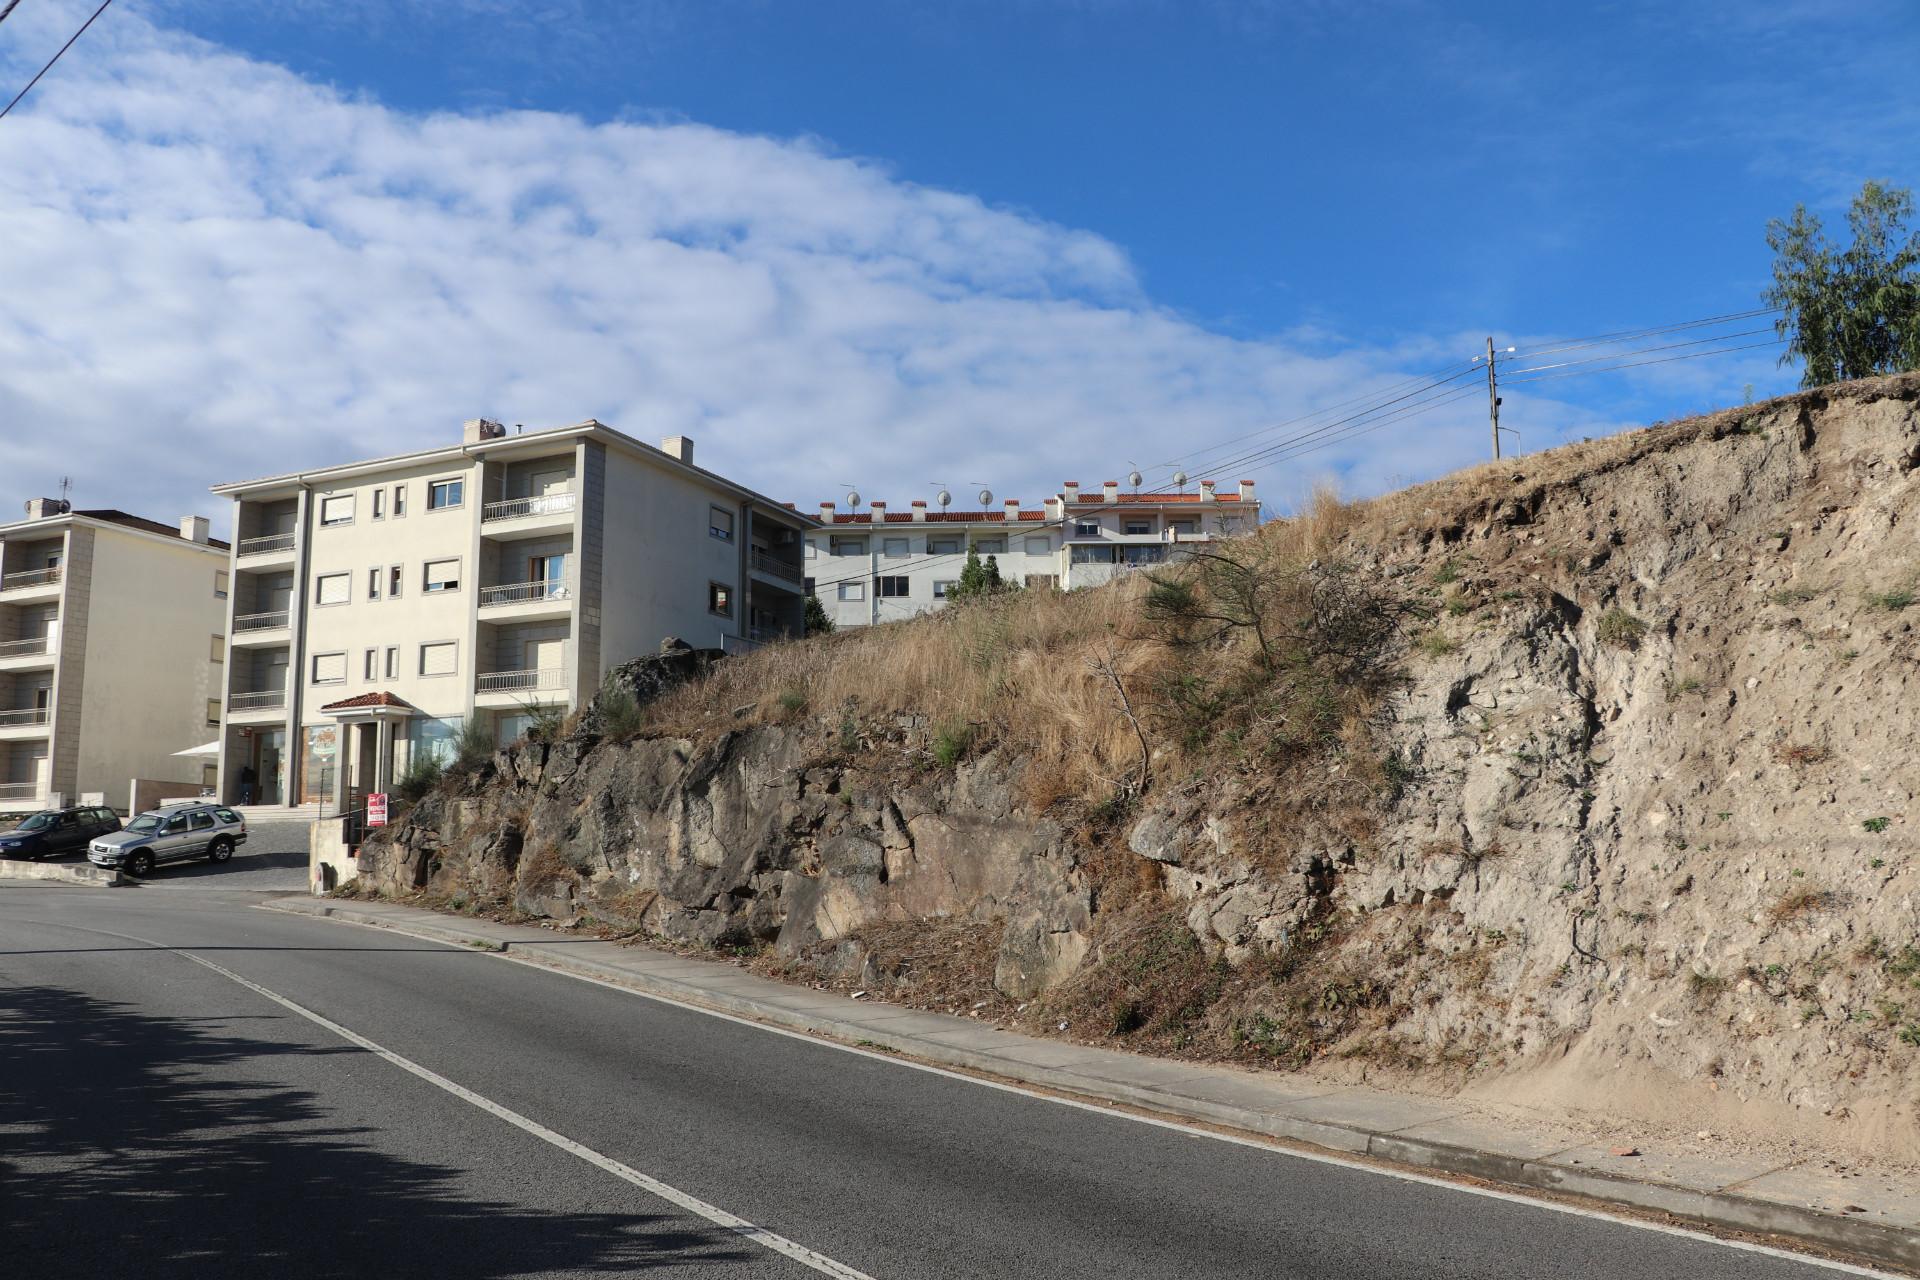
(750, 549, 803, 585)
(1, 567, 61, 591)
(234, 609, 291, 632)
(0, 782, 41, 802)
(0, 636, 50, 659)
(228, 690, 287, 712)
(476, 667, 564, 694)
(0, 707, 51, 728)
(479, 579, 571, 609)
(482, 491, 576, 523)
(238, 532, 296, 557)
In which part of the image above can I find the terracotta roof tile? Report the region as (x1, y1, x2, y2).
(319, 691, 418, 713)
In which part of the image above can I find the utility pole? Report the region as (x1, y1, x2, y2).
(1485, 335, 1502, 461)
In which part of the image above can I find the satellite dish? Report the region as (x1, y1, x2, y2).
(1128, 470, 1143, 489)
(936, 489, 952, 508)
(977, 488, 992, 506)
(1172, 471, 1188, 491)
(845, 490, 861, 509)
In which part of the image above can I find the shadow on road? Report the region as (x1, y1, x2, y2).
(0, 981, 750, 1277)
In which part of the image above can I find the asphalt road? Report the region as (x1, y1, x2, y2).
(0, 886, 1877, 1280)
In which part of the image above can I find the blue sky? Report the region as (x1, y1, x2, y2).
(2, 1, 1916, 522)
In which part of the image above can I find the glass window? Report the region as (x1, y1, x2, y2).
(407, 717, 461, 767)
(883, 538, 909, 558)
(838, 581, 865, 602)
(710, 507, 734, 541)
(392, 485, 407, 517)
(420, 642, 458, 676)
(210, 635, 225, 662)
(300, 726, 337, 804)
(427, 479, 464, 510)
(1169, 518, 1198, 535)
(367, 567, 381, 600)
(876, 576, 910, 598)
(933, 580, 956, 599)
(312, 652, 347, 684)
(708, 582, 732, 616)
(191, 812, 215, 831)
(974, 538, 1006, 554)
(1070, 545, 1118, 564)
(206, 699, 220, 726)
(389, 565, 403, 597)
(1023, 537, 1050, 556)
(423, 559, 460, 593)
(803, 577, 816, 597)
(384, 646, 399, 679)
(831, 536, 868, 556)
(372, 489, 386, 519)
(319, 494, 355, 526)
(1125, 545, 1167, 565)
(1124, 519, 1152, 535)
(928, 537, 961, 555)
(214, 570, 229, 599)
(364, 649, 377, 680)
(805, 539, 818, 559)
(315, 573, 349, 606)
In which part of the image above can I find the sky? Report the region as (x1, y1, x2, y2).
(1, 0, 1916, 530)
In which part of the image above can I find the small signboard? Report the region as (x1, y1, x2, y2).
(367, 792, 389, 829)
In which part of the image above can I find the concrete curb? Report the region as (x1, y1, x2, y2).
(0, 858, 122, 887)
(263, 896, 1918, 1274)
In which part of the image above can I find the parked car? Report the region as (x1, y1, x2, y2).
(88, 802, 248, 877)
(0, 806, 122, 860)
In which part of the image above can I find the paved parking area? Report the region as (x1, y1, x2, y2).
(4, 818, 314, 893)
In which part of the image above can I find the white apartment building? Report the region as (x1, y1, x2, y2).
(808, 478, 1259, 629)
(212, 419, 812, 811)
(0, 500, 229, 814)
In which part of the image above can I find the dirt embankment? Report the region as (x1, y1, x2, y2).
(360, 372, 1920, 1165)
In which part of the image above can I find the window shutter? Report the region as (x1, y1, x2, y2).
(320, 495, 354, 524)
(424, 560, 460, 592)
(316, 574, 349, 605)
(313, 652, 346, 683)
(420, 642, 457, 676)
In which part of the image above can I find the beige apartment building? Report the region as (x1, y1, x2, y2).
(0, 500, 229, 814)
(212, 419, 811, 811)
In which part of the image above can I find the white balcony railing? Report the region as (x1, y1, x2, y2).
(238, 532, 296, 557)
(1, 567, 61, 591)
(482, 491, 576, 523)
(479, 579, 571, 609)
(228, 689, 287, 712)
(0, 636, 50, 659)
(476, 667, 564, 694)
(234, 609, 291, 632)
(0, 707, 51, 728)
(0, 781, 41, 802)
(751, 549, 803, 585)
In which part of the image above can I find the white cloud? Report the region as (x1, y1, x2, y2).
(0, 2, 1685, 531)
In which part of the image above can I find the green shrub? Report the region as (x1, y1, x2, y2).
(1864, 816, 1892, 834)
(393, 755, 444, 804)
(454, 715, 496, 769)
(1416, 630, 1458, 658)
(932, 721, 974, 768)
(1866, 587, 1916, 612)
(595, 673, 646, 739)
(778, 690, 809, 713)
(1597, 609, 1648, 650)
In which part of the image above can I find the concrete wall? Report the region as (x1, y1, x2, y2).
(598, 449, 747, 663)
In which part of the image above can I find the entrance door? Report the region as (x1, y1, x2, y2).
(528, 553, 567, 599)
(526, 638, 564, 679)
(527, 469, 569, 514)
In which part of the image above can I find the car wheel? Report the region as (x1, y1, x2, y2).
(208, 837, 235, 864)
(126, 850, 156, 878)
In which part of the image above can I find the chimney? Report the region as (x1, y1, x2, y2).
(1199, 480, 1217, 503)
(1044, 495, 1063, 521)
(817, 500, 835, 523)
(1062, 481, 1080, 503)
(1238, 479, 1256, 503)
(1102, 480, 1120, 504)
(869, 500, 886, 521)
(660, 436, 694, 465)
(179, 516, 210, 544)
(462, 418, 506, 443)
(1004, 499, 1021, 521)
(911, 500, 927, 522)
(23, 498, 69, 520)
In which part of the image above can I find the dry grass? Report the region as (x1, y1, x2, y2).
(1769, 883, 1841, 923)
(1772, 741, 1831, 767)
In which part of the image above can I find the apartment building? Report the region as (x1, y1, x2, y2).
(0, 500, 229, 814)
(212, 419, 812, 811)
(809, 479, 1258, 629)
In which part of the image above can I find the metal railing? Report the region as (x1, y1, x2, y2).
(0, 636, 50, 659)
(0, 782, 41, 803)
(228, 689, 287, 712)
(476, 667, 565, 694)
(0, 707, 51, 728)
(233, 609, 291, 632)
(750, 549, 803, 585)
(482, 491, 576, 523)
(479, 578, 572, 608)
(1, 567, 61, 591)
(237, 533, 296, 557)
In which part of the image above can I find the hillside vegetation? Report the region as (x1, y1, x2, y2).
(362, 370, 1920, 1165)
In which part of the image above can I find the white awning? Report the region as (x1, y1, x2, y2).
(172, 740, 222, 758)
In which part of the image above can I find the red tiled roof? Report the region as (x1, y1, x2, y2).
(319, 692, 418, 713)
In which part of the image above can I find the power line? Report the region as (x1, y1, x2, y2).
(0, 0, 114, 125)
(1502, 337, 1786, 385)
(0, 1, 26, 30)
(1506, 307, 1783, 359)
(1502, 325, 1781, 377)
(1201, 384, 1487, 483)
(1185, 375, 1486, 484)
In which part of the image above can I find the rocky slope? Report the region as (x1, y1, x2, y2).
(360, 372, 1920, 1164)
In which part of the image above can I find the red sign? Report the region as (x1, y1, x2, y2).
(367, 792, 389, 828)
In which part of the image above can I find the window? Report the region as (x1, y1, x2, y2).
(974, 537, 1006, 555)
(206, 699, 221, 727)
(214, 570, 229, 600)
(838, 580, 865, 602)
(805, 539, 818, 559)
(708, 582, 733, 616)
(210, 635, 225, 662)
(312, 651, 347, 684)
(709, 506, 734, 542)
(372, 489, 386, 520)
(933, 580, 957, 599)
(423, 559, 461, 593)
(1125, 545, 1167, 565)
(364, 649, 378, 680)
(1071, 545, 1118, 564)
(876, 576, 910, 598)
(315, 573, 349, 606)
(831, 536, 868, 556)
(1074, 521, 1101, 538)
(1024, 537, 1050, 556)
(367, 567, 382, 601)
(883, 537, 909, 558)
(928, 537, 961, 555)
(1124, 519, 1152, 536)
(319, 494, 355, 526)
(427, 478, 464, 510)
(803, 577, 816, 597)
(389, 565, 403, 597)
(191, 812, 215, 832)
(419, 642, 457, 677)
(1169, 518, 1198, 535)
(1025, 574, 1059, 590)
(392, 485, 408, 517)
(384, 646, 399, 679)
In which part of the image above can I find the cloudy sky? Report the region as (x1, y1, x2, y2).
(1, 1, 1914, 530)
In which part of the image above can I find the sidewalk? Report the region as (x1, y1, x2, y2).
(263, 895, 1920, 1274)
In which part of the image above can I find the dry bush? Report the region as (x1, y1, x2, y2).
(1772, 741, 1830, 767)
(1769, 883, 1841, 923)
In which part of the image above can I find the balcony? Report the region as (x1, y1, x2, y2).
(232, 609, 292, 644)
(228, 689, 287, 717)
(0, 635, 54, 671)
(0, 567, 62, 599)
(0, 707, 51, 736)
(479, 578, 572, 610)
(237, 532, 297, 559)
(483, 491, 576, 523)
(0, 781, 43, 809)
(750, 549, 803, 587)
(476, 667, 565, 695)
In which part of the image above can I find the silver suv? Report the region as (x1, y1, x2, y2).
(89, 803, 248, 877)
